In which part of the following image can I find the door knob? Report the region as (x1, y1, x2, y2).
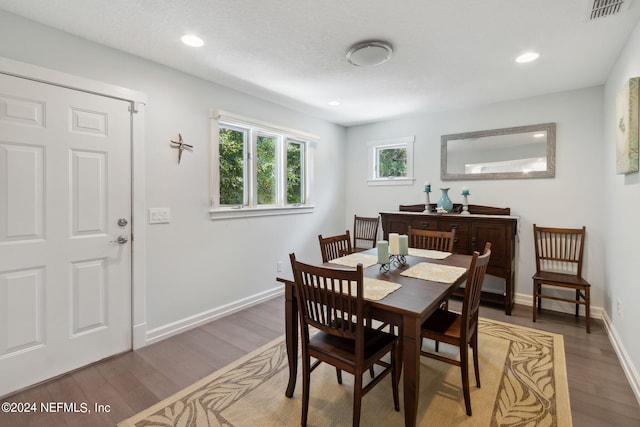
(111, 235, 128, 244)
(117, 218, 128, 227)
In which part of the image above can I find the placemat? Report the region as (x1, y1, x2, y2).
(329, 253, 378, 268)
(408, 248, 452, 259)
(400, 262, 466, 284)
(361, 278, 402, 301)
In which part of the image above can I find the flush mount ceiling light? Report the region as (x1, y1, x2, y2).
(181, 34, 204, 47)
(515, 51, 539, 63)
(346, 41, 393, 66)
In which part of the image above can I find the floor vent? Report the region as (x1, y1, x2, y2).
(589, 0, 626, 20)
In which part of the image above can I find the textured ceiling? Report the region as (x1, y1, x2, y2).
(1, 0, 639, 126)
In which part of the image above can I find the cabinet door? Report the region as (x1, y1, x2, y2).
(471, 222, 507, 268)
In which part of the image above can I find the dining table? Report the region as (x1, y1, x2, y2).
(277, 247, 473, 427)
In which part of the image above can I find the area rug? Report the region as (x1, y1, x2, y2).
(118, 318, 572, 426)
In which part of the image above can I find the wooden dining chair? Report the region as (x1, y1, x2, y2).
(318, 231, 353, 262)
(407, 226, 456, 252)
(353, 215, 379, 252)
(289, 253, 400, 427)
(419, 243, 491, 416)
(532, 225, 591, 333)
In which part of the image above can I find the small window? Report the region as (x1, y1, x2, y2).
(219, 124, 248, 206)
(257, 134, 278, 205)
(286, 139, 305, 204)
(367, 136, 415, 186)
(210, 110, 316, 219)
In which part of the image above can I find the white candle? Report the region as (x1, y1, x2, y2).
(389, 233, 400, 255)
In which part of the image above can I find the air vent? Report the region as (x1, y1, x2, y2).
(589, 0, 626, 20)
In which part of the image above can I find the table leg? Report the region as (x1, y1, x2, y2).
(402, 315, 421, 427)
(284, 281, 298, 397)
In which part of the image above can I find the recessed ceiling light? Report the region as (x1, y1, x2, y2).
(328, 100, 341, 106)
(181, 34, 204, 47)
(347, 41, 393, 67)
(515, 52, 539, 63)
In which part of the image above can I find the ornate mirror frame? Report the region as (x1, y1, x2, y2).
(441, 122, 556, 181)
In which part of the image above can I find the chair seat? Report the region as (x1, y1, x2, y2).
(310, 327, 397, 367)
(532, 271, 591, 288)
(420, 308, 461, 342)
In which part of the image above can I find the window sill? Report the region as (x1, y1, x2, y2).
(367, 178, 415, 187)
(209, 205, 314, 220)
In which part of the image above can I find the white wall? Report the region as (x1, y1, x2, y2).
(603, 20, 640, 393)
(0, 11, 347, 338)
(345, 87, 605, 310)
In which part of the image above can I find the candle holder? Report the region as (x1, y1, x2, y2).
(390, 254, 407, 267)
(461, 189, 470, 215)
(424, 185, 431, 212)
(379, 254, 407, 273)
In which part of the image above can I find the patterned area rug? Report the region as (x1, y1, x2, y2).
(118, 318, 572, 426)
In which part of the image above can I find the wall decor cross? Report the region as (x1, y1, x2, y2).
(170, 133, 193, 164)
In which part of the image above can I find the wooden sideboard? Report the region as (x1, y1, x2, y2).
(380, 208, 518, 315)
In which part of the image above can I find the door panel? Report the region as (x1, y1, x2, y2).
(0, 73, 132, 396)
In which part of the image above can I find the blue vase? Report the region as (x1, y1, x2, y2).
(437, 188, 453, 212)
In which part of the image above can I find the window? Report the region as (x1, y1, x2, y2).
(211, 110, 315, 219)
(367, 136, 415, 186)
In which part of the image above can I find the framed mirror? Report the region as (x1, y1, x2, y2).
(441, 122, 556, 180)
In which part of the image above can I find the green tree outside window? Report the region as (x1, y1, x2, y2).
(287, 141, 303, 204)
(257, 135, 276, 205)
(219, 127, 245, 205)
(377, 147, 407, 178)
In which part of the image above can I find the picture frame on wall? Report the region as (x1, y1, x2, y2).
(616, 77, 639, 175)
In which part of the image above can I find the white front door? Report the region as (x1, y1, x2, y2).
(0, 73, 132, 396)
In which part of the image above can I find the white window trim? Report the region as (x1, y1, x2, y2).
(210, 109, 316, 219)
(367, 136, 416, 186)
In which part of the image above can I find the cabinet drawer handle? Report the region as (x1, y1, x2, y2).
(471, 236, 477, 246)
(450, 224, 459, 229)
(420, 222, 430, 227)
(454, 238, 459, 243)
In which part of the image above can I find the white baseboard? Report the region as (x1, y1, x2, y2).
(601, 311, 640, 406)
(144, 286, 284, 346)
(514, 292, 640, 405)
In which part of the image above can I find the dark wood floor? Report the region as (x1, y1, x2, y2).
(2, 297, 639, 426)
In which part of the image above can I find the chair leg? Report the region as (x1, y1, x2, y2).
(353, 371, 363, 427)
(391, 343, 400, 411)
(585, 287, 591, 334)
(301, 356, 311, 426)
(532, 282, 537, 322)
(575, 290, 580, 317)
(336, 368, 343, 384)
(460, 344, 472, 416)
(471, 335, 480, 388)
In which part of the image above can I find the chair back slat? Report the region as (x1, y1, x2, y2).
(353, 215, 379, 250)
(407, 226, 456, 252)
(533, 225, 585, 277)
(319, 231, 353, 262)
(290, 254, 363, 342)
(461, 243, 491, 339)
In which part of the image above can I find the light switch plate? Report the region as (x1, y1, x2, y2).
(149, 207, 171, 224)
